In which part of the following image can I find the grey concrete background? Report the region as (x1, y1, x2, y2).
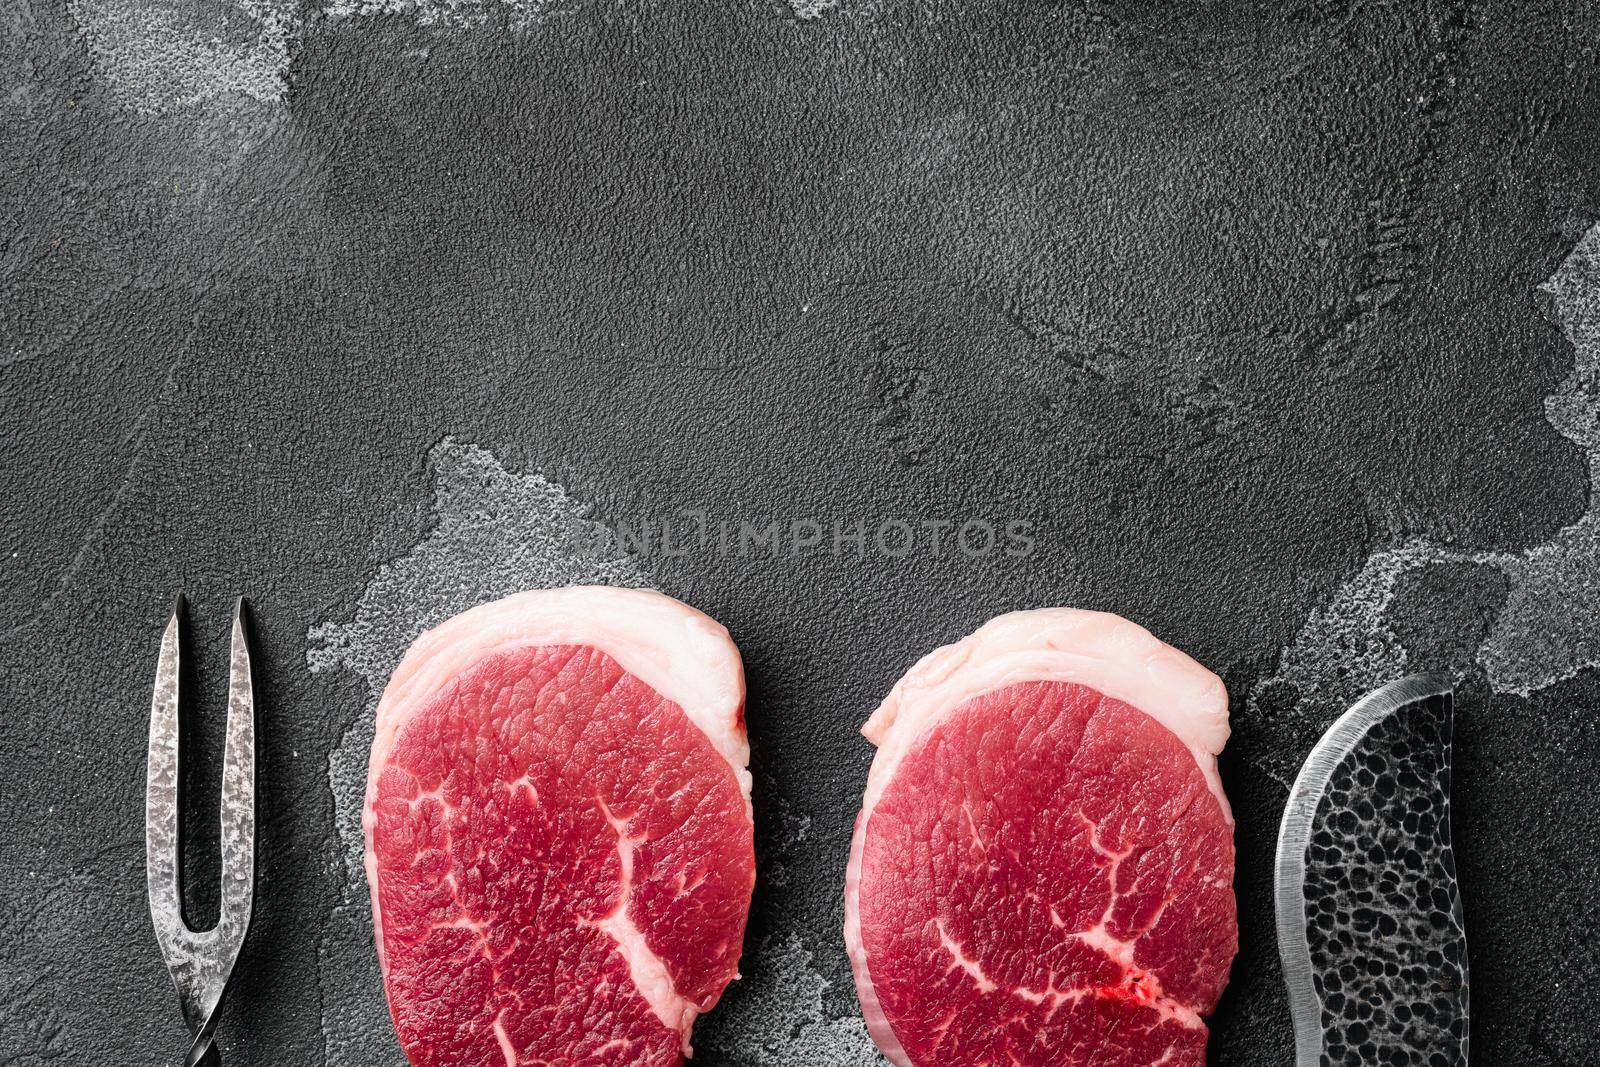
(4, 0, 1600, 1063)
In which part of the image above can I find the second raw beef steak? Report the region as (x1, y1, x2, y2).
(845, 608, 1237, 1066)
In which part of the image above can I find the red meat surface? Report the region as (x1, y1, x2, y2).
(846, 610, 1236, 1067)
(366, 590, 753, 1067)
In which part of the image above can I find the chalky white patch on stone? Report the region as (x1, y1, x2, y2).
(695, 935, 887, 1067)
(787, 0, 842, 20)
(307, 437, 644, 1066)
(70, 0, 847, 112)
(322, 0, 569, 29)
(1255, 221, 1600, 738)
(68, 0, 296, 112)
(1478, 230, 1600, 695)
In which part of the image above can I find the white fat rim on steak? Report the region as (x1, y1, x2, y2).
(859, 607, 1230, 821)
(364, 585, 749, 1043)
(845, 607, 1230, 1067)
(368, 585, 749, 798)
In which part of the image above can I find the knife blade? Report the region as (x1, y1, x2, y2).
(1274, 673, 1469, 1066)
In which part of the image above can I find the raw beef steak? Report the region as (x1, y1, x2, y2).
(366, 587, 754, 1066)
(844, 609, 1237, 1066)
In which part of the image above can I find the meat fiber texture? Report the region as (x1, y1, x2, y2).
(365, 587, 755, 1066)
(844, 608, 1237, 1067)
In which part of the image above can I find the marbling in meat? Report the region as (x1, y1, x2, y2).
(365, 587, 754, 1066)
(845, 608, 1237, 1067)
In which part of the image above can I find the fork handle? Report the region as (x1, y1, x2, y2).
(184, 1027, 221, 1066)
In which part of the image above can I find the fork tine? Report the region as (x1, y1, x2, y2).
(216, 598, 256, 959)
(147, 595, 256, 1061)
(146, 596, 186, 958)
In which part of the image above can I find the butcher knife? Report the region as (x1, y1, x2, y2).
(1274, 674, 1469, 1067)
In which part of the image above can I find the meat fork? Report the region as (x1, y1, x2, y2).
(146, 597, 256, 1066)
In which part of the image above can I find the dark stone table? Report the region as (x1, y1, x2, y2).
(3, 1, 1598, 1062)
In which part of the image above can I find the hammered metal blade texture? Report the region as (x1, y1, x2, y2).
(215, 601, 256, 981)
(145, 598, 256, 1066)
(1276, 674, 1469, 1067)
(146, 602, 187, 1007)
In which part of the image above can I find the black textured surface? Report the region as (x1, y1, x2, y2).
(1302, 693, 1468, 1067)
(5, 1, 1600, 1064)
